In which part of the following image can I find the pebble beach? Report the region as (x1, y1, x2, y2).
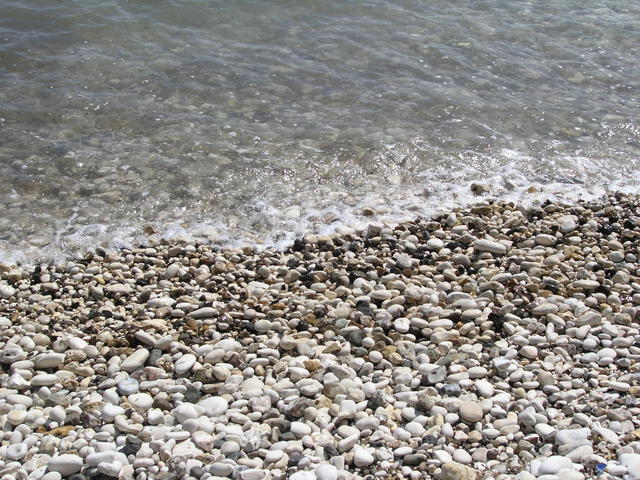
(1, 193, 640, 480)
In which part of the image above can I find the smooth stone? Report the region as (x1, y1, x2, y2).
(396, 254, 413, 269)
(427, 365, 447, 384)
(254, 320, 272, 333)
(128, 393, 154, 410)
(6, 443, 28, 460)
(188, 307, 217, 319)
(86, 451, 128, 467)
(8, 409, 27, 425)
(535, 424, 557, 439)
(121, 349, 149, 373)
(353, 445, 374, 467)
(557, 471, 585, 480)
(556, 428, 591, 446)
(47, 454, 83, 476)
(291, 421, 312, 437)
(0, 284, 16, 299)
(117, 378, 140, 395)
(265, 450, 284, 463)
(539, 456, 575, 474)
(459, 401, 483, 423)
(290, 472, 316, 480)
(210, 463, 234, 476)
(42, 473, 62, 480)
(475, 380, 494, 397)
(565, 445, 593, 463)
(394, 317, 410, 333)
(192, 431, 214, 451)
(427, 238, 444, 250)
(619, 454, 640, 480)
(453, 449, 472, 465)
(573, 280, 599, 289)
(315, 464, 338, 480)
(337, 433, 359, 452)
(198, 396, 228, 417)
(102, 404, 125, 422)
(175, 354, 197, 374)
(174, 403, 199, 423)
(238, 470, 269, 480)
(474, 239, 507, 255)
(31, 374, 59, 386)
(7, 393, 33, 407)
(34, 352, 65, 369)
(147, 297, 176, 308)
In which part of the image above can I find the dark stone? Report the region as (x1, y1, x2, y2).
(403, 454, 427, 465)
(65, 412, 82, 426)
(356, 300, 372, 316)
(288, 454, 304, 467)
(190, 466, 204, 478)
(348, 329, 366, 346)
(184, 384, 202, 403)
(68, 475, 88, 480)
(324, 445, 340, 459)
(422, 434, 438, 445)
(367, 391, 388, 410)
(441, 383, 461, 397)
(119, 440, 142, 457)
(292, 239, 305, 252)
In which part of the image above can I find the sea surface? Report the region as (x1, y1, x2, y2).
(1, 0, 639, 264)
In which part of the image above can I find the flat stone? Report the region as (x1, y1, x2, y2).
(6, 443, 28, 460)
(117, 378, 140, 395)
(539, 456, 575, 475)
(189, 307, 217, 319)
(128, 393, 154, 410)
(34, 352, 65, 369)
(210, 463, 234, 476)
(474, 239, 507, 255)
(147, 297, 176, 308)
(47, 454, 83, 476)
(265, 450, 284, 463)
(30, 374, 58, 386)
(121, 349, 149, 373)
(291, 421, 312, 437)
(175, 353, 197, 374)
(573, 280, 600, 289)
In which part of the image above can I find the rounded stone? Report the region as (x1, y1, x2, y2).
(47, 454, 84, 476)
(198, 396, 228, 417)
(459, 401, 483, 423)
(175, 354, 197, 374)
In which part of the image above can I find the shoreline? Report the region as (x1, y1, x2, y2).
(1, 193, 639, 480)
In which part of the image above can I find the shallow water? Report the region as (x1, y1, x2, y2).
(1, 0, 639, 263)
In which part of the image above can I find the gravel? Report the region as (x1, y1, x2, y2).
(0, 194, 639, 480)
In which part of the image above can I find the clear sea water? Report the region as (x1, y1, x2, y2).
(1, 0, 639, 263)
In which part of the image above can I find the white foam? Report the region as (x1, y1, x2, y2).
(1, 145, 638, 267)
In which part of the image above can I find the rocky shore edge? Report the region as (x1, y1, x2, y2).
(1, 193, 639, 480)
